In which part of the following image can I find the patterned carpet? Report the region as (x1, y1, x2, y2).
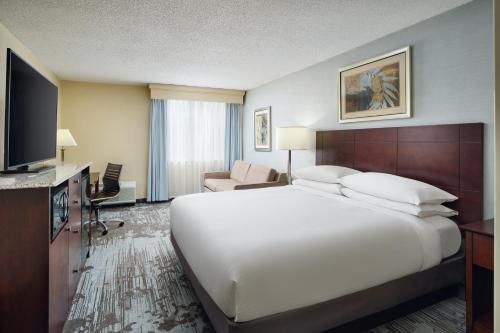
(63, 203, 465, 333)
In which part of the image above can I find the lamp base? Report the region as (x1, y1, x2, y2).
(287, 150, 292, 184)
(60, 147, 66, 164)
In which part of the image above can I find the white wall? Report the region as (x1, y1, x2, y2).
(243, 0, 494, 218)
(494, 0, 499, 330)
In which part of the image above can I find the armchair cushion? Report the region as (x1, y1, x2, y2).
(205, 178, 240, 192)
(244, 164, 276, 184)
(230, 160, 251, 182)
(203, 161, 286, 192)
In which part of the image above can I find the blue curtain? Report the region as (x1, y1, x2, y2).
(147, 100, 169, 202)
(224, 103, 242, 171)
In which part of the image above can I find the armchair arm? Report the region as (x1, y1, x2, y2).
(234, 181, 287, 190)
(203, 171, 231, 180)
(275, 173, 289, 185)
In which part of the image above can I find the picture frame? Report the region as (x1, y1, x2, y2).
(338, 46, 411, 123)
(254, 107, 271, 151)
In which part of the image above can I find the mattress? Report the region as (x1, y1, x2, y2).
(170, 185, 461, 323)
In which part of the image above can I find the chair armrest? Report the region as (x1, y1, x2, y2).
(234, 181, 287, 190)
(275, 173, 289, 185)
(203, 171, 231, 180)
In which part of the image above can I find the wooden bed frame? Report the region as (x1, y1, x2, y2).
(316, 123, 484, 225)
(172, 123, 484, 333)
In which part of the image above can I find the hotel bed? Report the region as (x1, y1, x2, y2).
(172, 185, 461, 320)
(170, 123, 484, 333)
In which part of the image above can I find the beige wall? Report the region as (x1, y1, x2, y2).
(0, 22, 60, 169)
(61, 81, 150, 199)
(0, 21, 149, 197)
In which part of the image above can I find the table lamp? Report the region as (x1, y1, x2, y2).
(276, 126, 311, 184)
(57, 129, 77, 164)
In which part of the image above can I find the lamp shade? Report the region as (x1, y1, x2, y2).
(57, 129, 77, 147)
(276, 126, 311, 150)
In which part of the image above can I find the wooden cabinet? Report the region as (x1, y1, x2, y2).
(49, 227, 69, 333)
(68, 225, 81, 303)
(472, 234, 493, 270)
(81, 174, 91, 263)
(0, 188, 50, 333)
(0, 165, 90, 333)
(460, 220, 494, 333)
(68, 174, 82, 302)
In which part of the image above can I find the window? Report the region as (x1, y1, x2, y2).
(166, 100, 226, 196)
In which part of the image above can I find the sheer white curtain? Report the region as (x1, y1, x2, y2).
(167, 100, 226, 196)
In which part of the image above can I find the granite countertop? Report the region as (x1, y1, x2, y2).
(0, 162, 92, 190)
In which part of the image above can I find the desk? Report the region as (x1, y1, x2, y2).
(460, 219, 494, 333)
(90, 172, 100, 193)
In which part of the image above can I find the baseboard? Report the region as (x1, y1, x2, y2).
(136, 198, 173, 204)
(99, 197, 172, 208)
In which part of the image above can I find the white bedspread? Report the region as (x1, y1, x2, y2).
(170, 185, 456, 322)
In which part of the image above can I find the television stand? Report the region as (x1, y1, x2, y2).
(0, 165, 55, 175)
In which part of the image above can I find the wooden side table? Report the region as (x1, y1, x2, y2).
(460, 219, 494, 333)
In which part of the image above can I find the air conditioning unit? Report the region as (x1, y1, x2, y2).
(99, 181, 136, 206)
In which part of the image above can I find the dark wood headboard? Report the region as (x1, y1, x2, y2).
(316, 123, 483, 225)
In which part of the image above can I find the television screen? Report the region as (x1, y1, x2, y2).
(5, 49, 58, 169)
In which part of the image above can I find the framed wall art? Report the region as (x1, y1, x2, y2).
(338, 46, 411, 123)
(254, 107, 271, 151)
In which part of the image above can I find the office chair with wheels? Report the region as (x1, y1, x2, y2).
(90, 163, 125, 236)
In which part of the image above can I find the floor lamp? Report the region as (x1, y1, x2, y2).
(276, 127, 311, 184)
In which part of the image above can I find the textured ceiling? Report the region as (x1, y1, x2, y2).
(0, 0, 471, 90)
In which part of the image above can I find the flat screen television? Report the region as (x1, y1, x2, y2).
(4, 48, 58, 172)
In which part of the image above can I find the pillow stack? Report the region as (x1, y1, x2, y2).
(339, 172, 458, 218)
(292, 165, 360, 195)
(291, 165, 458, 219)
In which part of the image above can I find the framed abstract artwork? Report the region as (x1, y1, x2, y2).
(338, 46, 411, 123)
(254, 107, 271, 151)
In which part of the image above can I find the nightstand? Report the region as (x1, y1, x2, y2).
(460, 219, 494, 333)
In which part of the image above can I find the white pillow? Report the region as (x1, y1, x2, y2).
(292, 179, 343, 195)
(342, 188, 458, 217)
(340, 172, 457, 205)
(293, 165, 360, 184)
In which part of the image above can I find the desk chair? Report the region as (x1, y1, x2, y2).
(90, 163, 125, 235)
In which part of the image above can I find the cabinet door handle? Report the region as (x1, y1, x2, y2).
(72, 269, 79, 274)
(73, 200, 79, 204)
(73, 179, 80, 184)
(72, 228, 80, 234)
(65, 226, 70, 231)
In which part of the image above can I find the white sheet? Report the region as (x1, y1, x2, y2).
(424, 216, 461, 259)
(170, 185, 458, 322)
(292, 178, 343, 194)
